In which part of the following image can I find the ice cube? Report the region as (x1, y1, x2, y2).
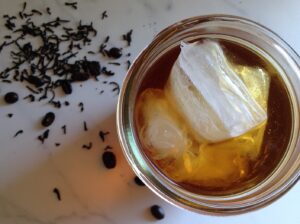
(165, 40, 270, 143)
(136, 89, 189, 159)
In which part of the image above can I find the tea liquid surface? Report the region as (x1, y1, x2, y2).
(135, 39, 292, 195)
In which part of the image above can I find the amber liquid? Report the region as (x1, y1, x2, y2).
(135, 39, 292, 196)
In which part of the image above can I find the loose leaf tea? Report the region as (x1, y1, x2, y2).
(99, 130, 109, 142)
(122, 29, 133, 46)
(134, 176, 145, 186)
(102, 151, 116, 169)
(41, 112, 55, 127)
(83, 121, 88, 131)
(0, 3, 131, 106)
(64, 2, 78, 10)
(61, 125, 66, 135)
(0, 1, 143, 218)
(14, 130, 24, 137)
(52, 187, 61, 201)
(4, 92, 19, 104)
(23, 94, 35, 102)
(82, 142, 92, 150)
(150, 205, 165, 220)
(38, 129, 49, 143)
(105, 47, 122, 59)
(101, 10, 108, 20)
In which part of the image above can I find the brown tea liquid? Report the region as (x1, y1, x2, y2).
(135, 39, 292, 196)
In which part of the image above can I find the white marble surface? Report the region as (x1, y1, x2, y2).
(0, 0, 299, 223)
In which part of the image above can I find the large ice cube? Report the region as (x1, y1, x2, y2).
(165, 40, 270, 142)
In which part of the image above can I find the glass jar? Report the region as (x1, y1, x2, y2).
(116, 15, 300, 215)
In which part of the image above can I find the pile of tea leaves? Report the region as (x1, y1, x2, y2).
(0, 2, 132, 106)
